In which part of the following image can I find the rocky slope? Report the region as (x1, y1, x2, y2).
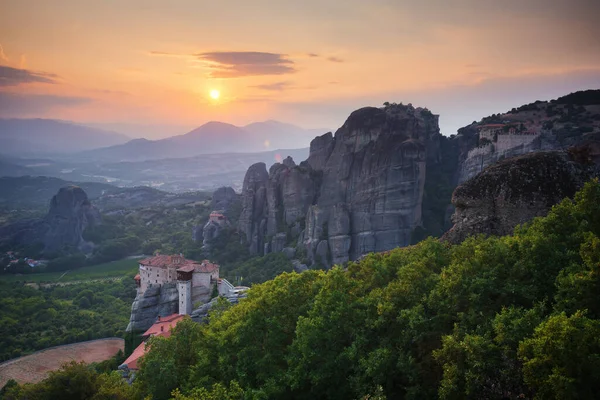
(239, 103, 441, 265)
(443, 149, 600, 243)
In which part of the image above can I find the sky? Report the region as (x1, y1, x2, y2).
(1, 0, 599, 138)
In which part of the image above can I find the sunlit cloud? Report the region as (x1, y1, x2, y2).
(195, 51, 296, 78)
(327, 56, 344, 63)
(0, 65, 59, 87)
(250, 81, 291, 91)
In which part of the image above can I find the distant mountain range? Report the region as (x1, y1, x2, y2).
(0, 119, 130, 155)
(0, 118, 326, 162)
(73, 120, 327, 162)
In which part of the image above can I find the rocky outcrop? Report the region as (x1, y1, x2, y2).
(126, 282, 179, 332)
(0, 185, 100, 254)
(210, 186, 238, 212)
(190, 294, 245, 323)
(443, 150, 600, 243)
(193, 186, 239, 245)
(239, 104, 440, 264)
(43, 186, 101, 253)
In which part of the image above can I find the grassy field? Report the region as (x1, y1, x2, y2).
(0, 258, 140, 283)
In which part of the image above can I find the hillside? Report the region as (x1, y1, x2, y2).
(0, 119, 129, 155)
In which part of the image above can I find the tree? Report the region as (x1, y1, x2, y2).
(519, 312, 600, 400)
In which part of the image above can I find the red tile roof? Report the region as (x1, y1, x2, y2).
(176, 264, 195, 273)
(143, 314, 185, 337)
(196, 260, 218, 273)
(122, 314, 186, 370)
(134, 274, 141, 281)
(122, 341, 147, 370)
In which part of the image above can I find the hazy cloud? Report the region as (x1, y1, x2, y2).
(0, 92, 92, 116)
(195, 51, 296, 78)
(307, 53, 319, 57)
(147, 50, 187, 58)
(327, 56, 344, 63)
(0, 65, 58, 86)
(250, 81, 291, 91)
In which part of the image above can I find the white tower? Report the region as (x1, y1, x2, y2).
(176, 266, 193, 315)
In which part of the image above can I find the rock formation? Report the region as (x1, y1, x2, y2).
(443, 150, 600, 243)
(0, 185, 100, 254)
(43, 186, 101, 253)
(237, 91, 600, 263)
(192, 186, 239, 247)
(210, 186, 238, 212)
(126, 282, 179, 332)
(238, 103, 440, 265)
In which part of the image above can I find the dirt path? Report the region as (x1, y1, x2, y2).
(0, 338, 124, 387)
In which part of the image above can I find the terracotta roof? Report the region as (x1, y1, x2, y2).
(196, 260, 218, 273)
(139, 254, 199, 270)
(121, 314, 186, 370)
(134, 274, 140, 281)
(122, 341, 147, 370)
(143, 314, 185, 337)
(176, 265, 195, 273)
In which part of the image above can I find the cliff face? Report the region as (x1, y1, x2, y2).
(126, 282, 179, 332)
(239, 104, 440, 264)
(443, 150, 600, 243)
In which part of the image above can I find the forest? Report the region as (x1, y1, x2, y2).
(0, 276, 137, 361)
(3, 179, 600, 399)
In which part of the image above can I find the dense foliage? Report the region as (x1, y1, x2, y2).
(0, 277, 137, 361)
(4, 180, 600, 399)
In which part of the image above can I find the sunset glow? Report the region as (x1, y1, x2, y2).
(1, 1, 599, 136)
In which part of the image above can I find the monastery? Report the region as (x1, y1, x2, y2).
(134, 254, 219, 314)
(123, 254, 248, 372)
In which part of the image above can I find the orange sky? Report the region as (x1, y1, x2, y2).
(1, 0, 599, 137)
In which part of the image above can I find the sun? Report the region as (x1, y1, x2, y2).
(209, 89, 220, 100)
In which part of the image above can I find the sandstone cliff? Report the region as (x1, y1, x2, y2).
(239, 103, 440, 264)
(443, 150, 600, 243)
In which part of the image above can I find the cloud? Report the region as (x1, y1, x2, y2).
(0, 65, 58, 87)
(327, 56, 344, 63)
(250, 81, 290, 91)
(307, 53, 320, 58)
(147, 50, 187, 58)
(0, 92, 92, 116)
(195, 51, 296, 78)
